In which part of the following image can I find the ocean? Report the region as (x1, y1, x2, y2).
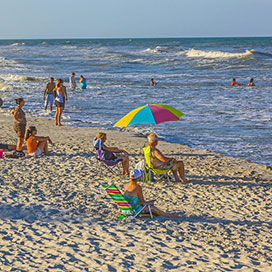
(0, 37, 271, 166)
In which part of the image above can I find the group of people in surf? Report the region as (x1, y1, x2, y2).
(231, 78, 255, 86)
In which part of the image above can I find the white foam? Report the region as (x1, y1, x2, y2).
(142, 46, 164, 54)
(185, 49, 255, 59)
(0, 74, 45, 83)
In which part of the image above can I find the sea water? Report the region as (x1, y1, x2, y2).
(0, 38, 271, 166)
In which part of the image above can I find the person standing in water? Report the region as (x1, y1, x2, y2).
(70, 72, 76, 90)
(79, 75, 87, 90)
(150, 78, 155, 86)
(10, 97, 27, 157)
(54, 79, 65, 126)
(43, 77, 55, 111)
(248, 78, 255, 86)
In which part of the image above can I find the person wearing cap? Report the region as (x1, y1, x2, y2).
(123, 169, 179, 218)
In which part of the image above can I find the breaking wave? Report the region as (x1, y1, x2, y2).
(0, 74, 45, 83)
(185, 49, 255, 59)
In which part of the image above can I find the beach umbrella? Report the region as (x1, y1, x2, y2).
(113, 104, 184, 127)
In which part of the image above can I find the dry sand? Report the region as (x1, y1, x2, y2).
(0, 115, 272, 271)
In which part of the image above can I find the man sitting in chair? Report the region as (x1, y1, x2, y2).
(147, 133, 188, 183)
(94, 132, 130, 176)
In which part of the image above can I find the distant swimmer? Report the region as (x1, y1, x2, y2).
(248, 78, 255, 86)
(150, 78, 158, 86)
(43, 77, 55, 111)
(70, 72, 76, 90)
(231, 78, 243, 86)
(79, 75, 87, 90)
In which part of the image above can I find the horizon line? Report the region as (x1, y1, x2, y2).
(0, 35, 271, 41)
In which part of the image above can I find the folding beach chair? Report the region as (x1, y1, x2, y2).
(93, 138, 122, 177)
(98, 184, 154, 219)
(143, 146, 173, 182)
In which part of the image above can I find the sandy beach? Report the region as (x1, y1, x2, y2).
(0, 115, 271, 271)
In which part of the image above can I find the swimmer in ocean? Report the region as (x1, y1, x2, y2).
(231, 78, 243, 86)
(248, 78, 255, 86)
(150, 78, 156, 86)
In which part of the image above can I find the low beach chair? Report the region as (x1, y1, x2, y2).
(143, 146, 172, 182)
(93, 138, 122, 177)
(98, 184, 154, 219)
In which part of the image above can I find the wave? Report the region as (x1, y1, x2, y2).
(185, 49, 255, 59)
(142, 46, 166, 53)
(11, 42, 25, 46)
(0, 74, 45, 83)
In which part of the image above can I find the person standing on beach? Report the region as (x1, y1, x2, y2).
(43, 77, 55, 111)
(70, 72, 76, 90)
(10, 97, 27, 157)
(60, 79, 68, 109)
(79, 75, 87, 90)
(54, 79, 65, 126)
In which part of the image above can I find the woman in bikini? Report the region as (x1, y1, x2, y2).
(54, 79, 65, 126)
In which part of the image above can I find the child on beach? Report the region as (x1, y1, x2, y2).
(124, 169, 179, 218)
(25, 126, 53, 156)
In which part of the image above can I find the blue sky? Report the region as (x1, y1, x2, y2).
(0, 0, 271, 39)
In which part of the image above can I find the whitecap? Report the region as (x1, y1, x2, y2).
(185, 49, 255, 59)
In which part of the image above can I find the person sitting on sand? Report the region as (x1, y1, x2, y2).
(248, 78, 255, 86)
(147, 133, 188, 183)
(231, 78, 243, 86)
(94, 132, 129, 176)
(0, 143, 17, 151)
(25, 126, 53, 156)
(124, 169, 178, 217)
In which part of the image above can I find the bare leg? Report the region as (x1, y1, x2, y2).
(55, 107, 59, 126)
(58, 108, 63, 126)
(16, 137, 24, 151)
(44, 105, 47, 111)
(173, 161, 188, 183)
(38, 141, 46, 153)
(49, 105, 53, 111)
(8, 145, 16, 150)
(151, 205, 179, 218)
(118, 155, 129, 175)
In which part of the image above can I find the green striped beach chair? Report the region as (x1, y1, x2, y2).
(99, 184, 154, 219)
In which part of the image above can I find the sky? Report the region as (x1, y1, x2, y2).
(0, 0, 271, 39)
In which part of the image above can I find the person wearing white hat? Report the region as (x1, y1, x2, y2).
(123, 169, 179, 218)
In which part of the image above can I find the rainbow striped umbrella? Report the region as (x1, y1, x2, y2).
(113, 104, 184, 127)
